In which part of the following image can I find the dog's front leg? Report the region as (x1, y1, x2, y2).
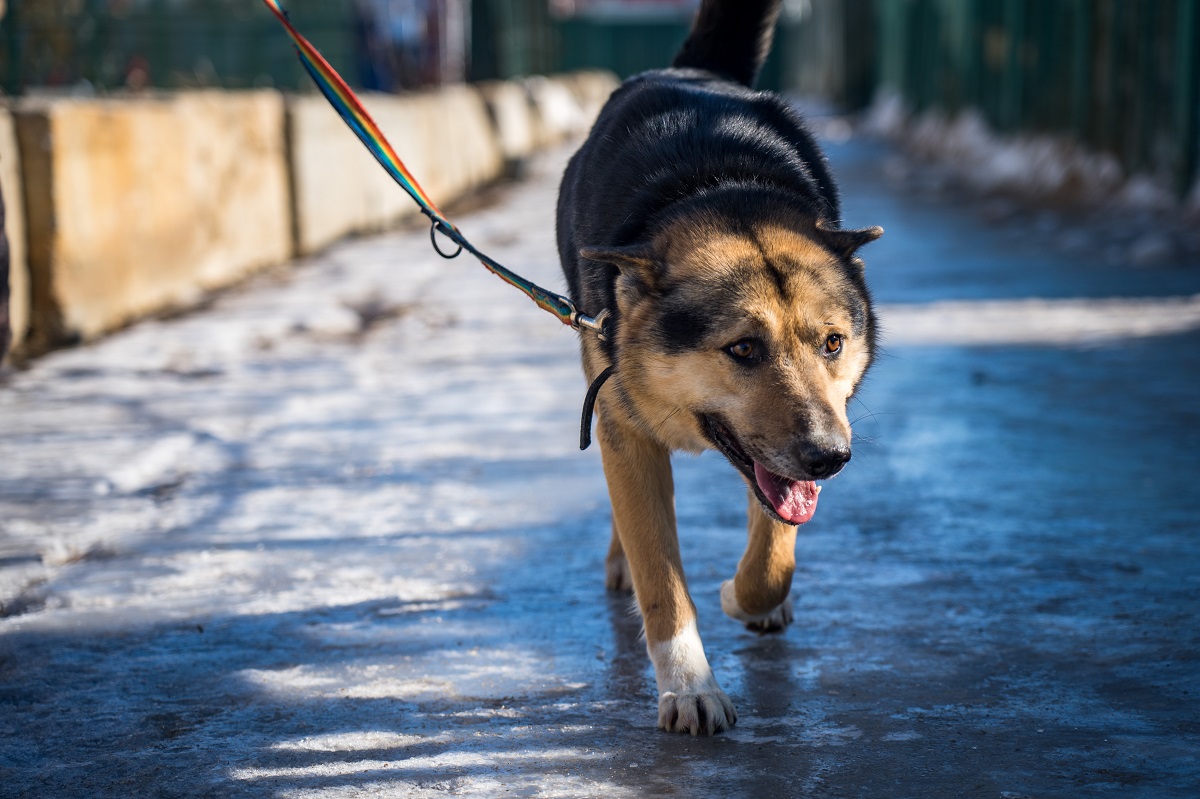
(596, 412, 736, 735)
(720, 491, 798, 633)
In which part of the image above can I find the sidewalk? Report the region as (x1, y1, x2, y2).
(1, 136, 1198, 798)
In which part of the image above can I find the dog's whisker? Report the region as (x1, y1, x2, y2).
(652, 406, 684, 436)
(849, 397, 885, 428)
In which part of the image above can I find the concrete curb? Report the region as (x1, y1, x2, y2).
(14, 90, 292, 355)
(0, 105, 27, 358)
(289, 84, 505, 256)
(476, 81, 540, 163)
(3, 72, 618, 362)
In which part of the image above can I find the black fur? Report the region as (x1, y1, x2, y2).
(672, 0, 783, 88)
(656, 303, 712, 353)
(556, 0, 873, 363)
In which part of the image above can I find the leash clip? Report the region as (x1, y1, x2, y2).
(429, 218, 463, 259)
(573, 308, 610, 341)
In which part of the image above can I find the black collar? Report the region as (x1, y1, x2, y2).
(578, 365, 616, 450)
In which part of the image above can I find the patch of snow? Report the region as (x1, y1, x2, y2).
(861, 91, 907, 138)
(1127, 233, 1176, 268)
(880, 295, 1200, 346)
(271, 731, 454, 752)
(865, 93, 1173, 207)
(103, 432, 230, 495)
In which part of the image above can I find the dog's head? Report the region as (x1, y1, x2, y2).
(582, 212, 881, 525)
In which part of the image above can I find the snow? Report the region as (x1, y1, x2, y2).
(881, 294, 1200, 346)
(865, 91, 1160, 207)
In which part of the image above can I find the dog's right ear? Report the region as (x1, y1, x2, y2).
(579, 244, 661, 293)
(814, 222, 884, 261)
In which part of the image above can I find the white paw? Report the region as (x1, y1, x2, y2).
(720, 579, 793, 634)
(658, 688, 737, 736)
(648, 620, 737, 736)
(605, 553, 633, 592)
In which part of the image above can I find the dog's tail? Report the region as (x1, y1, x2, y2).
(671, 0, 783, 88)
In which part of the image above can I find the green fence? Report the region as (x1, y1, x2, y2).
(5, 0, 1195, 196)
(468, 0, 559, 81)
(874, 0, 1200, 196)
(1, 0, 358, 95)
(552, 15, 811, 96)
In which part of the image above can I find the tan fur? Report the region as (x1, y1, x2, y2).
(732, 492, 798, 616)
(595, 396, 693, 644)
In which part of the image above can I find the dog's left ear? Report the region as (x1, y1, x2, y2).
(579, 244, 656, 274)
(816, 221, 884, 262)
(579, 244, 661, 292)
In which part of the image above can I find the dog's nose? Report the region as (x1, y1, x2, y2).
(801, 446, 851, 480)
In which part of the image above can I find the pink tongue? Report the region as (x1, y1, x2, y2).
(753, 463, 819, 525)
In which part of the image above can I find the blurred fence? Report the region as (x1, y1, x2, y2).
(490, 0, 1200, 196)
(0, 0, 473, 95)
(552, 14, 834, 97)
(3, 0, 1197, 195)
(0, 1, 867, 98)
(468, 0, 558, 81)
(1, 0, 357, 94)
(874, 0, 1200, 196)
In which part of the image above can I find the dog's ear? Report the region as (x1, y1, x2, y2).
(815, 222, 884, 261)
(579, 244, 661, 292)
(579, 244, 656, 273)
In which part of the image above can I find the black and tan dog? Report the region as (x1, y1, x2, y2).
(557, 0, 882, 735)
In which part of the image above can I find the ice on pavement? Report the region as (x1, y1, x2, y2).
(3, 142, 1199, 798)
(1, 150, 598, 617)
(0, 147, 640, 797)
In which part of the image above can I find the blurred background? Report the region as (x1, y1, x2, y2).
(1, 0, 1196, 197)
(1, 0, 1199, 363)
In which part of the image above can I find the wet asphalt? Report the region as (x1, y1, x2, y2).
(1, 133, 1199, 798)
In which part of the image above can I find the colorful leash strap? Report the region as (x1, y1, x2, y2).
(259, 0, 609, 339)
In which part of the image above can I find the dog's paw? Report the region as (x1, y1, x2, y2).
(745, 596, 793, 634)
(605, 553, 633, 592)
(720, 579, 793, 634)
(648, 620, 736, 736)
(658, 687, 737, 736)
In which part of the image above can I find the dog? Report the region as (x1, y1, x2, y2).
(556, 0, 883, 736)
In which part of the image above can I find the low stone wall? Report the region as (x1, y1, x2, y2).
(289, 84, 505, 256)
(476, 71, 618, 165)
(287, 94, 415, 257)
(16, 90, 292, 352)
(561, 70, 622, 123)
(477, 81, 540, 163)
(2, 72, 618, 361)
(0, 106, 27, 357)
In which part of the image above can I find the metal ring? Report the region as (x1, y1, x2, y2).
(430, 222, 463, 259)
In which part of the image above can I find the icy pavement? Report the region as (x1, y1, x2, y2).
(2, 139, 1200, 798)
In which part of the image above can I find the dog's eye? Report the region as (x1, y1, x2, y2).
(727, 340, 757, 361)
(823, 334, 843, 356)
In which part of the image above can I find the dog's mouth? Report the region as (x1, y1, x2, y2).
(701, 415, 820, 526)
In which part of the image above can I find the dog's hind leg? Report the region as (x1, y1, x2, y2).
(596, 412, 736, 735)
(605, 522, 634, 592)
(720, 492, 798, 633)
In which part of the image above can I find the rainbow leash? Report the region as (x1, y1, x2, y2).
(259, 0, 608, 338)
